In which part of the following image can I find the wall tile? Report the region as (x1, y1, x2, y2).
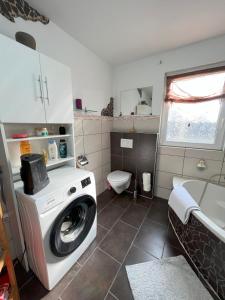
(101, 133, 110, 150)
(84, 134, 101, 154)
(155, 171, 175, 189)
(185, 148, 224, 161)
(155, 186, 171, 200)
(112, 119, 133, 132)
(74, 118, 83, 136)
(102, 148, 111, 165)
(92, 167, 102, 184)
(157, 154, 183, 174)
(102, 163, 111, 180)
(96, 182, 105, 196)
(74, 135, 84, 157)
(83, 119, 101, 135)
(111, 132, 123, 155)
(133, 117, 160, 133)
(86, 151, 102, 171)
(101, 119, 113, 133)
(183, 157, 222, 180)
(159, 146, 185, 157)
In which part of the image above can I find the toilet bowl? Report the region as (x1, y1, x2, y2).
(107, 170, 132, 194)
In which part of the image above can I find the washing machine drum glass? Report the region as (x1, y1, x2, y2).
(50, 194, 96, 257)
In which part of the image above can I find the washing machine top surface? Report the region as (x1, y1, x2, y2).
(15, 166, 94, 201)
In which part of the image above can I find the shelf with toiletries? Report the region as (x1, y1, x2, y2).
(6, 134, 71, 143)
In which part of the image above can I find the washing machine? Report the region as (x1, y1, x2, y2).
(15, 166, 97, 290)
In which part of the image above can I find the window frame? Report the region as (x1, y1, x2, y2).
(161, 92, 225, 151)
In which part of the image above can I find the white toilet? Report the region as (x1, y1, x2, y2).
(107, 170, 132, 194)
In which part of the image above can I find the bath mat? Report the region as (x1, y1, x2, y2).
(126, 255, 213, 300)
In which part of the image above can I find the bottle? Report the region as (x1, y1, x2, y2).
(59, 139, 67, 158)
(48, 140, 58, 160)
(20, 141, 32, 155)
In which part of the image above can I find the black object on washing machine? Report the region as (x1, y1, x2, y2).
(20, 153, 49, 195)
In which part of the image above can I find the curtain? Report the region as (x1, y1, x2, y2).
(165, 67, 225, 103)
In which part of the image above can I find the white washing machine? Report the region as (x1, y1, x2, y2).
(15, 166, 97, 290)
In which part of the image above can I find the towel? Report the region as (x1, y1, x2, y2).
(169, 186, 200, 224)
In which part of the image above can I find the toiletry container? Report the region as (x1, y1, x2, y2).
(59, 139, 67, 158)
(48, 140, 58, 160)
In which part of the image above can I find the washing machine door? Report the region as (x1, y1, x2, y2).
(50, 194, 96, 257)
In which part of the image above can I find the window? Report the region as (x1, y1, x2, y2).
(161, 67, 225, 149)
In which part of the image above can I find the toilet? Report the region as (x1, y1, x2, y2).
(107, 170, 132, 194)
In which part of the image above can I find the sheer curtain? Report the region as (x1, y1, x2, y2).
(165, 67, 225, 103)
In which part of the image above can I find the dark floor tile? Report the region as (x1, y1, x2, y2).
(162, 243, 184, 258)
(105, 292, 118, 300)
(134, 195, 152, 208)
(100, 221, 137, 263)
(97, 190, 116, 213)
(14, 260, 33, 289)
(134, 218, 167, 258)
(111, 245, 155, 300)
(20, 263, 80, 300)
(78, 225, 108, 265)
(121, 203, 147, 228)
(164, 224, 181, 249)
(98, 203, 126, 230)
(61, 248, 120, 300)
(112, 193, 131, 209)
(147, 198, 169, 226)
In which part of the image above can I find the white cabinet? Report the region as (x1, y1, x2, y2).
(0, 34, 73, 124)
(39, 54, 73, 124)
(0, 34, 45, 123)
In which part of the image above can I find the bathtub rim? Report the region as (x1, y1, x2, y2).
(173, 176, 225, 244)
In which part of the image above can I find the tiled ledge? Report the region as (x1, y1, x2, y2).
(74, 113, 113, 120)
(113, 115, 160, 120)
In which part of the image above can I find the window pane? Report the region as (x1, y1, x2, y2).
(166, 100, 221, 144)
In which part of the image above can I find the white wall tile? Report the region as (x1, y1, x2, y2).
(159, 146, 185, 157)
(157, 154, 184, 174)
(102, 148, 111, 165)
(86, 151, 102, 171)
(92, 167, 102, 184)
(101, 119, 113, 133)
(101, 133, 110, 149)
(185, 148, 224, 161)
(183, 157, 222, 180)
(134, 117, 160, 133)
(112, 119, 133, 132)
(96, 182, 105, 196)
(155, 171, 175, 189)
(102, 162, 111, 180)
(74, 118, 83, 136)
(84, 134, 101, 154)
(74, 135, 84, 157)
(83, 119, 101, 135)
(155, 186, 171, 200)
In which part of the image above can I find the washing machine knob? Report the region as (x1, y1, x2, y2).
(69, 186, 76, 194)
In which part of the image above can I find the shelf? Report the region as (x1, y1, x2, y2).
(7, 134, 71, 143)
(12, 156, 75, 175)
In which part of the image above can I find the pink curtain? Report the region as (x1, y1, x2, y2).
(165, 67, 225, 103)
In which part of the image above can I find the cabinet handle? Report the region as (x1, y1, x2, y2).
(44, 76, 50, 105)
(37, 75, 44, 103)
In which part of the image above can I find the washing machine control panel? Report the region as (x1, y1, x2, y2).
(81, 177, 91, 188)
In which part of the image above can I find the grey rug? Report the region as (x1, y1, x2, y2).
(126, 255, 213, 300)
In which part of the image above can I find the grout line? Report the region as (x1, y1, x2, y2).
(118, 218, 139, 231)
(19, 274, 35, 291)
(131, 243, 159, 260)
(104, 202, 153, 300)
(108, 291, 119, 300)
(97, 223, 110, 232)
(97, 247, 122, 265)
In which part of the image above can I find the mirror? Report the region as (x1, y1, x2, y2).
(120, 86, 153, 116)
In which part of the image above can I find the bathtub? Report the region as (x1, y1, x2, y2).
(169, 177, 225, 299)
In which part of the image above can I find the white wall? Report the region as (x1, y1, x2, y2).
(0, 16, 112, 114)
(113, 34, 225, 116)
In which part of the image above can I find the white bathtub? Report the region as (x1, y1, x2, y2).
(173, 177, 225, 243)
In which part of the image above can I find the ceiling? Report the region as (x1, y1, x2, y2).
(28, 0, 225, 65)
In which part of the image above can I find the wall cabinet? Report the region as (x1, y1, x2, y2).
(0, 34, 73, 124)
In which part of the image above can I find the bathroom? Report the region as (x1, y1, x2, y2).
(0, 1, 225, 300)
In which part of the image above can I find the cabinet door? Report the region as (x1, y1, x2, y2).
(39, 53, 73, 124)
(0, 34, 46, 123)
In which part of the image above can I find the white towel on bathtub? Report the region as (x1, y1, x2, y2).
(169, 186, 200, 224)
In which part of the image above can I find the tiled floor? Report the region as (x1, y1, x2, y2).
(15, 190, 203, 300)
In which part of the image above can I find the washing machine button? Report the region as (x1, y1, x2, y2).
(69, 186, 76, 194)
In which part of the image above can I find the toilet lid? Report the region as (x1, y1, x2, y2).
(107, 170, 131, 183)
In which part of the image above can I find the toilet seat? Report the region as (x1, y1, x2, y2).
(107, 170, 131, 183)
